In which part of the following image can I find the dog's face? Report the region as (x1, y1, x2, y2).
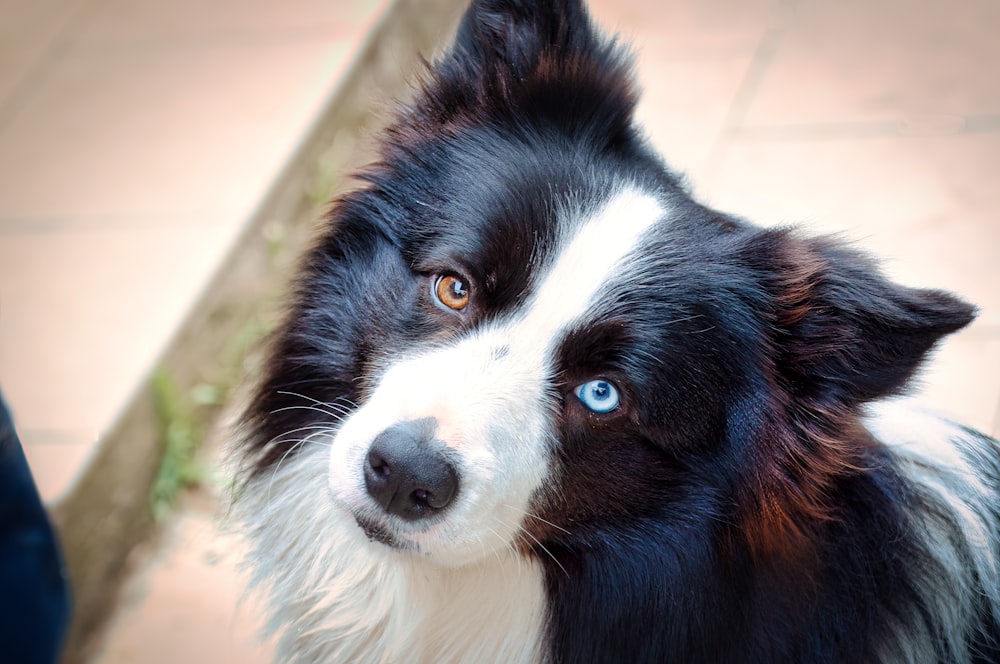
(325, 185, 708, 565)
(243, 0, 973, 570)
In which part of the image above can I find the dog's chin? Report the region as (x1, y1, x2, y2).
(346, 506, 507, 568)
(353, 513, 411, 550)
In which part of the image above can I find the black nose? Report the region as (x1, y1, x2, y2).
(363, 419, 459, 521)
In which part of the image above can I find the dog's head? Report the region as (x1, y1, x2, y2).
(242, 0, 974, 568)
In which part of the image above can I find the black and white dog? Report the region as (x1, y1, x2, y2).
(232, 1, 1000, 661)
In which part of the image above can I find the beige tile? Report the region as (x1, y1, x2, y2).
(96, 490, 275, 664)
(743, 0, 1000, 129)
(589, 0, 785, 57)
(74, 0, 386, 46)
(0, 39, 350, 223)
(705, 134, 1000, 327)
(0, 0, 88, 110)
(587, 0, 798, 179)
(632, 49, 754, 175)
(0, 223, 231, 450)
(909, 330, 1000, 437)
(19, 432, 94, 504)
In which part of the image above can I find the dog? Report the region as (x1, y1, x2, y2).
(231, 1, 1000, 661)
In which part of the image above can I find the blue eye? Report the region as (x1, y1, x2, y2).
(575, 379, 620, 414)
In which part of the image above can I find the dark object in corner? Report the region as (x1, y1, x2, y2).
(0, 390, 71, 664)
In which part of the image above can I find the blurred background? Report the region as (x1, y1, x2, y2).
(0, 0, 997, 661)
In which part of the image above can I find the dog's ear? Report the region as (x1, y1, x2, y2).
(449, 0, 599, 78)
(744, 230, 975, 407)
(411, 0, 637, 140)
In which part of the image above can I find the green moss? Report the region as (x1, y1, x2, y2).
(147, 315, 271, 521)
(149, 370, 205, 521)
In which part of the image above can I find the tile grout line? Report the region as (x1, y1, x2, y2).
(52, 27, 372, 53)
(697, 0, 802, 193)
(731, 113, 1000, 142)
(0, 0, 112, 137)
(0, 210, 244, 236)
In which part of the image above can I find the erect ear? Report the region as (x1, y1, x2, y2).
(744, 229, 976, 406)
(449, 0, 599, 78)
(414, 0, 636, 137)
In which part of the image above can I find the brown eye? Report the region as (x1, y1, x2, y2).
(434, 274, 470, 311)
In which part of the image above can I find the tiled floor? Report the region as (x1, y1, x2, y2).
(1, 0, 996, 661)
(95, 474, 277, 663)
(0, 0, 389, 501)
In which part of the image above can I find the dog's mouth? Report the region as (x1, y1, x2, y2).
(354, 513, 411, 550)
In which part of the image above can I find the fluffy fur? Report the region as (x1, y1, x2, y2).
(231, 1, 1000, 662)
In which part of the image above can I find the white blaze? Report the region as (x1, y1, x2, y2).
(520, 188, 663, 347)
(327, 186, 666, 565)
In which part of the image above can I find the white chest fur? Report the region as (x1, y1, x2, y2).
(235, 446, 546, 664)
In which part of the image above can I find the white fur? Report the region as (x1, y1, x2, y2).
(326, 187, 665, 565)
(522, 188, 664, 343)
(236, 443, 545, 664)
(864, 400, 1000, 664)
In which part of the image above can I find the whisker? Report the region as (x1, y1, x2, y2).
(275, 390, 355, 418)
(266, 428, 334, 502)
(481, 526, 509, 573)
(489, 522, 529, 576)
(521, 531, 567, 577)
(495, 516, 567, 577)
(264, 424, 342, 448)
(269, 404, 347, 420)
(500, 503, 572, 535)
(503, 528, 526, 576)
(335, 396, 359, 409)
